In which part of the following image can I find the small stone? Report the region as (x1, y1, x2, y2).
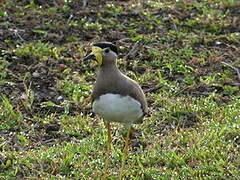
(57, 96, 63, 101)
(32, 71, 40, 77)
(20, 93, 28, 100)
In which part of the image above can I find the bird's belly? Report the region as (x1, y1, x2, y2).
(92, 93, 143, 124)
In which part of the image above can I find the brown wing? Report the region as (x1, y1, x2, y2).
(92, 71, 147, 117)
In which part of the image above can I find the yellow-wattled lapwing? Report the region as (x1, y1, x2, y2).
(83, 42, 147, 178)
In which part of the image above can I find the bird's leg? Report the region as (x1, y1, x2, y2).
(103, 122, 111, 177)
(123, 127, 131, 156)
(107, 121, 112, 155)
(119, 127, 131, 179)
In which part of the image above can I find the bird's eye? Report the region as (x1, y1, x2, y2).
(104, 48, 110, 53)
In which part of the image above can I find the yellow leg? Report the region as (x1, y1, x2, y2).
(119, 127, 131, 180)
(103, 122, 111, 178)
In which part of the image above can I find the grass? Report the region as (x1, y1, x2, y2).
(0, 0, 240, 179)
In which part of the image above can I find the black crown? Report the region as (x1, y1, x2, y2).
(93, 42, 118, 55)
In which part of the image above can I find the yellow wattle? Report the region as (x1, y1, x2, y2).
(92, 46, 103, 65)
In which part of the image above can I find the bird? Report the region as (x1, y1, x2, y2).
(83, 42, 147, 178)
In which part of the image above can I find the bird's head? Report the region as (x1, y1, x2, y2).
(83, 42, 118, 66)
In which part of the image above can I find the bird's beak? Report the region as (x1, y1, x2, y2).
(83, 53, 96, 61)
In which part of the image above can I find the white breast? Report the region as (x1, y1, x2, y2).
(92, 93, 143, 125)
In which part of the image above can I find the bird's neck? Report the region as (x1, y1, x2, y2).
(100, 63, 119, 73)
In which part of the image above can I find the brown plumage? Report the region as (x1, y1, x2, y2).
(92, 64, 147, 119)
